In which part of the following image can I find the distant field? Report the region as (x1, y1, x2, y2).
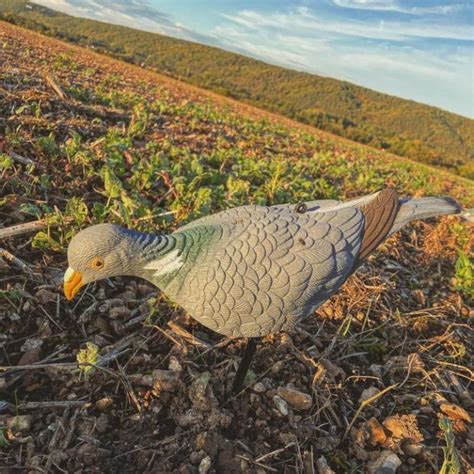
(1, 21, 473, 473)
(1, 0, 473, 179)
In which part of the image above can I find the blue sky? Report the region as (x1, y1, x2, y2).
(33, 0, 474, 117)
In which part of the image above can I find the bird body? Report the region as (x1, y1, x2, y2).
(65, 189, 461, 338)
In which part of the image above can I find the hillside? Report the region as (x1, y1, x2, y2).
(1, 0, 473, 179)
(1, 22, 473, 472)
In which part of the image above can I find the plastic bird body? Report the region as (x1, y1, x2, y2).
(65, 189, 460, 338)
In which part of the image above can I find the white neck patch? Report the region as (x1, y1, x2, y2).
(144, 249, 184, 277)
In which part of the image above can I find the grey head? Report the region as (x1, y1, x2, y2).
(64, 223, 144, 299)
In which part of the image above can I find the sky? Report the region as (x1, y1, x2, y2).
(33, 0, 474, 118)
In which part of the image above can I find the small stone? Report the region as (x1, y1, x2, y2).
(253, 382, 266, 393)
(168, 356, 182, 372)
(17, 348, 41, 366)
(9, 312, 20, 322)
(20, 337, 43, 352)
(249, 393, 260, 405)
(277, 386, 312, 410)
(96, 397, 113, 411)
(403, 442, 423, 456)
(367, 450, 402, 474)
(108, 306, 131, 319)
(189, 450, 204, 464)
(7, 415, 33, 432)
(177, 409, 203, 427)
(367, 418, 387, 446)
(315, 455, 335, 474)
(273, 395, 289, 416)
(96, 288, 106, 300)
(411, 289, 426, 305)
(198, 455, 211, 474)
(195, 433, 207, 451)
(137, 283, 154, 296)
(189, 372, 217, 412)
(117, 290, 136, 301)
(271, 361, 285, 374)
(35, 288, 57, 304)
(359, 387, 381, 404)
(369, 364, 383, 379)
(95, 414, 109, 433)
(152, 369, 179, 392)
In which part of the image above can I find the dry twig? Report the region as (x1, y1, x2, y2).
(9, 150, 38, 167)
(167, 320, 212, 348)
(0, 219, 48, 240)
(1, 400, 88, 412)
(45, 73, 66, 99)
(0, 246, 35, 274)
(343, 383, 398, 439)
(0, 217, 73, 240)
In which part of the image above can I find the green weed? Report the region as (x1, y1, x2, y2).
(77, 342, 99, 375)
(439, 417, 461, 474)
(454, 251, 473, 303)
(0, 427, 10, 448)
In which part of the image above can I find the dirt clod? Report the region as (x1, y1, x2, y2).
(367, 417, 388, 446)
(382, 414, 424, 449)
(440, 403, 472, 423)
(273, 395, 289, 416)
(198, 455, 212, 474)
(6, 415, 33, 432)
(277, 386, 312, 410)
(359, 386, 381, 404)
(367, 450, 402, 474)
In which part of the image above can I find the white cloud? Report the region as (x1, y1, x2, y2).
(32, 0, 212, 43)
(331, 0, 464, 15)
(222, 7, 473, 42)
(214, 24, 330, 71)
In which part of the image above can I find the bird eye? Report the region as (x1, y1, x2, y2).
(90, 257, 105, 269)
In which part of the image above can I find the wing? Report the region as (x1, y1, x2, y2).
(165, 204, 365, 338)
(176, 190, 388, 233)
(177, 198, 344, 233)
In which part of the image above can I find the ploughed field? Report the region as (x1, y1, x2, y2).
(0, 22, 473, 473)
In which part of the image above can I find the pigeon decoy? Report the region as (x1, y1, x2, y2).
(64, 189, 461, 392)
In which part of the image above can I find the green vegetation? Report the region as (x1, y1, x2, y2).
(439, 418, 461, 474)
(4, 85, 472, 247)
(76, 342, 99, 375)
(1, 30, 471, 259)
(1, 0, 473, 179)
(454, 251, 473, 304)
(0, 428, 10, 448)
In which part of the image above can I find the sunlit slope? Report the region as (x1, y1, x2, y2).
(1, 0, 473, 179)
(0, 22, 472, 237)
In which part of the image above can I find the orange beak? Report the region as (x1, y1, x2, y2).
(64, 267, 84, 300)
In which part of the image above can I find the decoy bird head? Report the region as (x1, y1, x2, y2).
(64, 224, 141, 300)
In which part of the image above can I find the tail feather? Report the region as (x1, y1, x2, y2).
(389, 197, 461, 236)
